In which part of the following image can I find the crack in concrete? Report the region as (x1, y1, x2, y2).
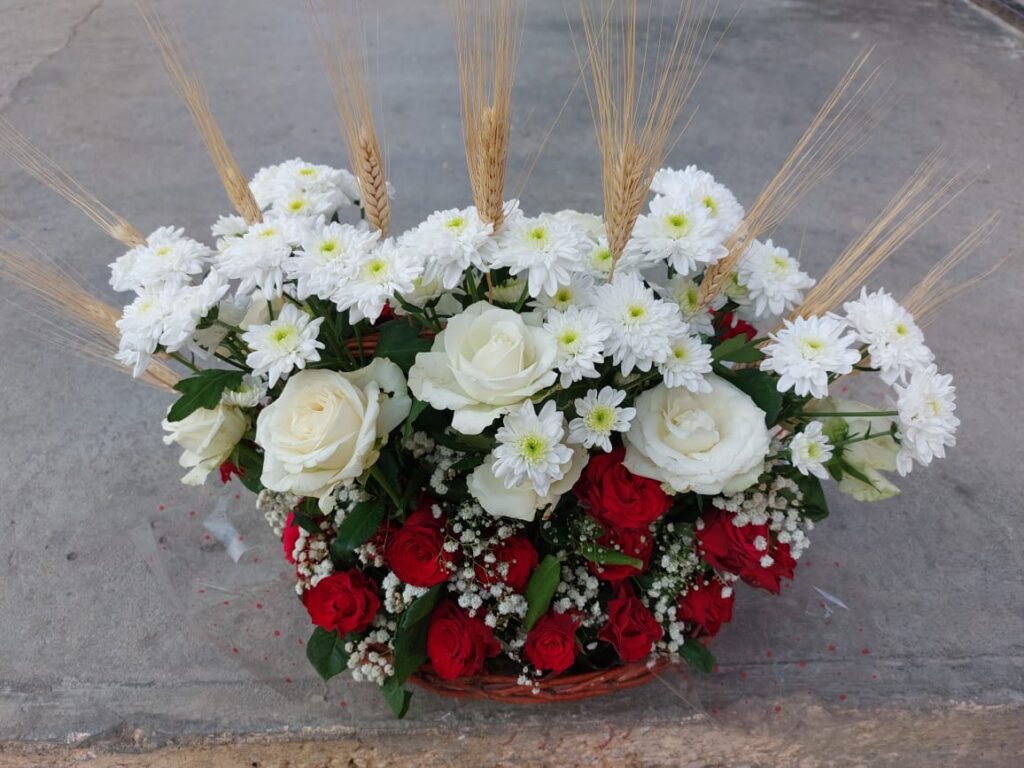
(0, 0, 106, 114)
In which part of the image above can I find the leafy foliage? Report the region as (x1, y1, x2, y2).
(166, 369, 244, 422)
(306, 627, 351, 681)
(523, 555, 561, 630)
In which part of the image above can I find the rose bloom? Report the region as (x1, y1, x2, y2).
(408, 301, 558, 434)
(302, 569, 380, 635)
(162, 403, 247, 485)
(281, 511, 301, 564)
(696, 508, 796, 594)
(474, 535, 539, 593)
(588, 525, 655, 583)
(426, 601, 501, 680)
(384, 508, 454, 587)
(524, 612, 579, 674)
(574, 446, 671, 531)
(676, 577, 734, 637)
(623, 375, 770, 496)
(468, 446, 588, 521)
(255, 359, 411, 503)
(598, 586, 663, 663)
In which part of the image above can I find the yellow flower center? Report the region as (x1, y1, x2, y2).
(587, 405, 614, 432)
(703, 195, 718, 215)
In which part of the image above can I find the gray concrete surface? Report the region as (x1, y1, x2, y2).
(1, 0, 1022, 755)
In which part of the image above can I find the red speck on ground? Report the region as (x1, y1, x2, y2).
(234, 494, 241, 500)
(828, 644, 837, 652)
(232, 647, 239, 654)
(834, 561, 841, 568)
(710, 708, 719, 716)
(223, 600, 230, 606)
(340, 701, 348, 708)
(284, 677, 292, 684)
(197, 588, 206, 594)
(872, 674, 878, 680)
(712, 665, 720, 674)
(274, 629, 281, 637)
(862, 647, 871, 655)
(798, 660, 808, 668)
(159, 504, 166, 511)
(766, 650, 773, 658)
(203, 534, 212, 541)
(256, 602, 263, 609)
(297, 638, 304, 646)
(838, 694, 848, 702)
(774, 704, 782, 714)
(739, 671, 748, 680)
(188, 510, 197, 517)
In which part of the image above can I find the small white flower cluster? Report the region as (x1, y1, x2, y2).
(292, 514, 341, 594)
(250, 158, 360, 219)
(382, 572, 430, 615)
(714, 473, 813, 560)
(552, 561, 604, 629)
(645, 523, 703, 653)
(256, 490, 299, 536)
(345, 618, 397, 686)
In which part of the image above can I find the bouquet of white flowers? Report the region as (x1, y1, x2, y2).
(0, 0, 998, 717)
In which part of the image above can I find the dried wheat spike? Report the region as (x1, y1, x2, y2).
(698, 49, 889, 307)
(0, 118, 145, 247)
(306, 0, 391, 236)
(135, 0, 262, 225)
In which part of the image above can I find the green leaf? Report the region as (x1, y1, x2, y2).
(524, 555, 561, 631)
(711, 334, 764, 364)
(332, 500, 386, 555)
(402, 398, 429, 441)
(794, 472, 830, 522)
(391, 585, 443, 684)
(380, 677, 412, 718)
(679, 638, 716, 673)
(373, 319, 432, 370)
(166, 370, 245, 422)
(578, 542, 643, 568)
(305, 627, 350, 681)
(233, 441, 264, 494)
(725, 368, 783, 425)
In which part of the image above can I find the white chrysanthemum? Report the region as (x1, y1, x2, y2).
(333, 239, 423, 323)
(403, 207, 493, 290)
(287, 220, 380, 302)
(493, 215, 586, 298)
(116, 272, 229, 376)
(789, 421, 833, 480)
(242, 304, 325, 387)
(893, 364, 958, 476)
(551, 210, 605, 241)
(658, 332, 713, 392)
(221, 374, 268, 408)
(531, 273, 596, 312)
(656, 274, 715, 336)
(212, 214, 248, 248)
(493, 400, 573, 496)
(735, 239, 815, 318)
(582, 237, 615, 277)
(651, 165, 744, 240)
(250, 158, 356, 213)
(110, 226, 212, 292)
(760, 315, 861, 398)
(568, 387, 635, 452)
(628, 195, 728, 275)
(270, 181, 341, 220)
(218, 218, 299, 299)
(843, 287, 933, 385)
(591, 271, 688, 374)
(543, 306, 610, 387)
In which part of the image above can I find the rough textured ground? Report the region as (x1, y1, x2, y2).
(0, 0, 1022, 764)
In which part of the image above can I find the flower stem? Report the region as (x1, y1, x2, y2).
(167, 352, 200, 373)
(369, 465, 403, 510)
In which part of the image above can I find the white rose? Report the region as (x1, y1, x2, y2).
(408, 301, 558, 434)
(623, 375, 770, 495)
(468, 446, 589, 521)
(255, 359, 411, 501)
(162, 403, 247, 486)
(813, 399, 901, 502)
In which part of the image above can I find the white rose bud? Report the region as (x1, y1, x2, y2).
(407, 301, 558, 434)
(255, 359, 411, 502)
(162, 403, 247, 486)
(623, 374, 770, 495)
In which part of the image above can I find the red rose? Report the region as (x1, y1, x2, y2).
(574, 446, 671, 531)
(598, 586, 663, 662)
(282, 511, 301, 564)
(717, 311, 757, 342)
(384, 508, 453, 587)
(696, 509, 796, 594)
(302, 569, 380, 635)
(676, 577, 735, 637)
(588, 525, 654, 583)
(524, 612, 579, 674)
(426, 601, 501, 680)
(218, 460, 244, 484)
(475, 535, 539, 593)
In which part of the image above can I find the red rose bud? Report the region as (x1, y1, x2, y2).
(588, 525, 654, 583)
(696, 509, 796, 594)
(302, 570, 380, 636)
(574, 446, 671, 531)
(598, 586, 663, 663)
(524, 612, 579, 674)
(718, 311, 757, 342)
(676, 577, 735, 637)
(474, 535, 539, 593)
(384, 507, 454, 588)
(282, 511, 301, 564)
(426, 601, 501, 680)
(218, 460, 245, 484)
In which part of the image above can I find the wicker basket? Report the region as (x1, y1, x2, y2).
(409, 657, 674, 703)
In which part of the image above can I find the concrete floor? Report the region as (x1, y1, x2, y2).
(0, 0, 1022, 762)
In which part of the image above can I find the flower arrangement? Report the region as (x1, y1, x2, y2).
(0, 0, 1002, 718)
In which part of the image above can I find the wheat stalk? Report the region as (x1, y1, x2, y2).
(903, 213, 1008, 325)
(134, 0, 261, 225)
(306, 0, 391, 236)
(698, 49, 890, 307)
(574, 0, 720, 276)
(0, 245, 178, 392)
(785, 152, 971, 321)
(0, 118, 146, 247)
(450, 0, 525, 232)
